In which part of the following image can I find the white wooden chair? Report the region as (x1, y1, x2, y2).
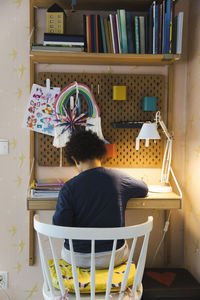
(34, 215, 153, 300)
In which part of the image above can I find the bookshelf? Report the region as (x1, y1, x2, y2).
(30, 0, 181, 65)
(28, 0, 181, 265)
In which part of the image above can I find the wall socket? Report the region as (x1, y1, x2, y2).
(0, 271, 8, 289)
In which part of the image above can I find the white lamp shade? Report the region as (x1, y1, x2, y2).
(137, 122, 161, 140)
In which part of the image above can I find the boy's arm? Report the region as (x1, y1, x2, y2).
(52, 185, 73, 227)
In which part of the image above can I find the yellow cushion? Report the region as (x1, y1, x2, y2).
(48, 259, 136, 293)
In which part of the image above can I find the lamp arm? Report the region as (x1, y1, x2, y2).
(158, 117, 173, 184)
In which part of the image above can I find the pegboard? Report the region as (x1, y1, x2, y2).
(36, 72, 165, 167)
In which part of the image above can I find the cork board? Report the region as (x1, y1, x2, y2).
(36, 72, 165, 167)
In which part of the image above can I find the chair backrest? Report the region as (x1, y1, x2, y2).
(34, 215, 153, 300)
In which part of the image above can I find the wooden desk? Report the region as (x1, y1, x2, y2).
(27, 192, 182, 265)
(27, 192, 181, 211)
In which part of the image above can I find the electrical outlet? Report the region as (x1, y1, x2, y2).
(0, 272, 8, 289)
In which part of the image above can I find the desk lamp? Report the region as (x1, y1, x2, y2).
(136, 111, 178, 193)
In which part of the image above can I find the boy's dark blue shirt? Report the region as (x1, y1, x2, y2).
(53, 167, 148, 253)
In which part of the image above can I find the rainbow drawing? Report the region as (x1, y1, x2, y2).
(54, 82, 100, 118)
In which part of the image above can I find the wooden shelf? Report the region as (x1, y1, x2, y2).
(30, 52, 180, 65)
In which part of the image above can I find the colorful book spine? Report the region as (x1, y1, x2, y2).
(134, 16, 140, 54)
(176, 11, 184, 54)
(86, 15, 92, 53)
(100, 16, 107, 53)
(104, 18, 111, 53)
(113, 13, 119, 53)
(120, 9, 128, 53)
(107, 18, 114, 53)
(162, 0, 166, 53)
(95, 15, 99, 53)
(97, 15, 103, 53)
(117, 10, 123, 54)
(149, 3, 153, 54)
(152, 1, 156, 54)
(90, 14, 96, 53)
(155, 3, 158, 54)
(165, 0, 171, 53)
(126, 11, 134, 53)
(109, 14, 116, 53)
(139, 16, 145, 54)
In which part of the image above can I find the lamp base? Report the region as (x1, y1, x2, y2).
(148, 185, 172, 193)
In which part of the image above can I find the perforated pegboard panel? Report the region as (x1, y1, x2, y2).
(36, 73, 165, 167)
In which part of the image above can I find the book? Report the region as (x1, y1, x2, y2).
(120, 9, 128, 53)
(126, 11, 134, 53)
(95, 14, 99, 53)
(162, 0, 166, 53)
(152, 1, 156, 54)
(169, 0, 175, 54)
(172, 14, 177, 54)
(107, 18, 114, 53)
(149, 3, 153, 54)
(83, 15, 87, 52)
(117, 10, 123, 53)
(139, 16, 145, 54)
(134, 16, 140, 54)
(32, 44, 84, 52)
(113, 13, 119, 53)
(176, 11, 184, 54)
(104, 18, 111, 53)
(86, 15, 92, 52)
(90, 14, 96, 52)
(159, 3, 163, 54)
(97, 15, 103, 53)
(44, 33, 84, 46)
(109, 14, 116, 53)
(100, 16, 107, 53)
(165, 0, 171, 53)
(155, 3, 158, 54)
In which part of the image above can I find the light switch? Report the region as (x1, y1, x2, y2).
(0, 139, 9, 155)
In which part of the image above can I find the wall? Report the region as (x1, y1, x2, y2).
(0, 1, 192, 299)
(183, 0, 200, 281)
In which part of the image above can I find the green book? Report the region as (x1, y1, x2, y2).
(134, 16, 140, 54)
(119, 9, 128, 53)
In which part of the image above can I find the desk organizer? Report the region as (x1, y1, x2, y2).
(36, 73, 165, 167)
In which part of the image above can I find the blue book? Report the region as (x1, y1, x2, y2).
(100, 16, 107, 53)
(155, 4, 158, 54)
(134, 16, 140, 54)
(90, 14, 96, 53)
(126, 12, 134, 53)
(162, 0, 166, 53)
(149, 4, 153, 53)
(165, 0, 171, 53)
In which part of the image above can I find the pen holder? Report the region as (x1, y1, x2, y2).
(142, 96, 157, 111)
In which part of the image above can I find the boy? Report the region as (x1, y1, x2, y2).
(53, 130, 148, 268)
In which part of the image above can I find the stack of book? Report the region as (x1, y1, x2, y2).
(30, 178, 64, 198)
(32, 33, 85, 52)
(83, 0, 184, 54)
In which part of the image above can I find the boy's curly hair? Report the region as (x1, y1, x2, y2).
(64, 130, 107, 165)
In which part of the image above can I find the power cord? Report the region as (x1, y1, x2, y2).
(150, 210, 171, 267)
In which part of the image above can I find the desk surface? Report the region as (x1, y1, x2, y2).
(27, 191, 182, 211)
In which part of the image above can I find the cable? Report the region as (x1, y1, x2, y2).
(150, 210, 171, 267)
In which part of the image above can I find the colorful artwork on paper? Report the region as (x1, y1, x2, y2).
(23, 84, 60, 136)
